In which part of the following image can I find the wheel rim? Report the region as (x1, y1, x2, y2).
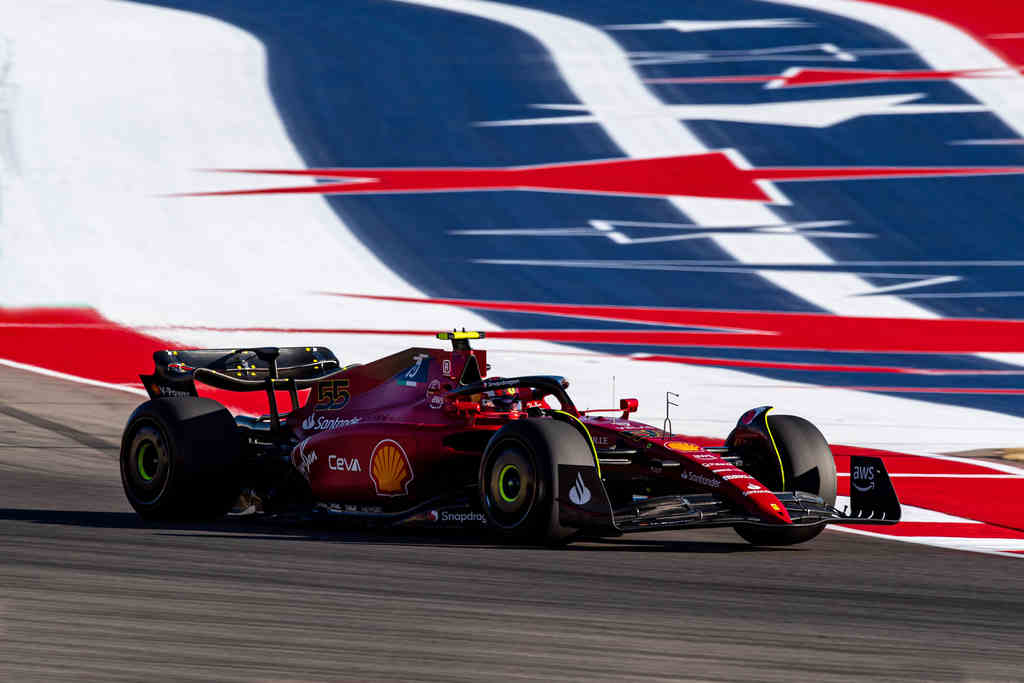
(136, 442, 158, 482)
(123, 424, 171, 505)
(498, 464, 522, 503)
(485, 441, 537, 528)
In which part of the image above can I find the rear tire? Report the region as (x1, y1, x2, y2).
(478, 419, 585, 544)
(734, 415, 837, 546)
(120, 398, 241, 521)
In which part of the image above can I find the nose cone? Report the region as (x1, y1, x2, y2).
(751, 491, 792, 524)
(668, 443, 792, 524)
(734, 480, 791, 523)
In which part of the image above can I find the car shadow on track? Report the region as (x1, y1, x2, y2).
(0, 507, 784, 553)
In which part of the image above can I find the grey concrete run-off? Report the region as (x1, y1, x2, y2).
(0, 364, 1022, 682)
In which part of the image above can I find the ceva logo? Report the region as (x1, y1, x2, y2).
(328, 455, 361, 472)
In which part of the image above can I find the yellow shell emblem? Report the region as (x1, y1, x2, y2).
(370, 439, 414, 496)
(666, 441, 701, 452)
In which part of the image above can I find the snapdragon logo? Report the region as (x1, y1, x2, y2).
(441, 511, 485, 523)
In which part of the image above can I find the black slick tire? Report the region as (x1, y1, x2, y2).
(478, 419, 585, 544)
(120, 397, 241, 521)
(734, 414, 837, 546)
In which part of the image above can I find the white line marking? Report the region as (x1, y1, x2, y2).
(459, 257, 1024, 267)
(604, 19, 811, 33)
(452, 219, 871, 243)
(896, 292, 1024, 299)
(830, 525, 1024, 558)
(890, 537, 1024, 551)
(478, 94, 984, 128)
(626, 43, 870, 66)
(837, 473, 1024, 478)
(951, 138, 1024, 145)
(910, 452, 1024, 476)
(0, 358, 147, 396)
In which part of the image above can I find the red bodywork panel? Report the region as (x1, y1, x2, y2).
(287, 344, 789, 524)
(289, 346, 490, 506)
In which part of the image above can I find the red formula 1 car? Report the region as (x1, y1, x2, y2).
(120, 332, 900, 545)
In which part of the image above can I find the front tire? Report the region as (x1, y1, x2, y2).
(734, 414, 837, 546)
(120, 398, 241, 520)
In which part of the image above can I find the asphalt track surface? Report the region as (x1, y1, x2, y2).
(0, 365, 1021, 682)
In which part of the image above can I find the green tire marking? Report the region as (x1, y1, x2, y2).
(137, 442, 155, 482)
(498, 464, 519, 503)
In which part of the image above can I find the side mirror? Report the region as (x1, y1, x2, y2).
(619, 398, 638, 418)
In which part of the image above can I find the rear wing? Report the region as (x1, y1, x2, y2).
(141, 346, 347, 427)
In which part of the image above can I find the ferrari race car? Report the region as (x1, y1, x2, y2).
(120, 331, 901, 545)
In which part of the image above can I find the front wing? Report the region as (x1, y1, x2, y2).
(562, 455, 902, 535)
(612, 490, 895, 534)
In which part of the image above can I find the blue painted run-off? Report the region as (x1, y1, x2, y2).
(131, 0, 1024, 416)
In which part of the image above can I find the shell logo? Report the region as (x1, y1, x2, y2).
(370, 439, 414, 496)
(666, 441, 700, 452)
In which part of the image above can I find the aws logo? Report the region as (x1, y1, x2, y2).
(852, 464, 876, 492)
(370, 439, 414, 496)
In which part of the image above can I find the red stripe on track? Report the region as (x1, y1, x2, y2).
(645, 68, 1019, 89)
(0, 308, 290, 416)
(865, 1, 1024, 66)
(635, 353, 1024, 376)
(0, 308, 172, 385)
(833, 450, 1000, 475)
(830, 386, 1024, 395)
(839, 477, 1024, 532)
(332, 293, 1024, 354)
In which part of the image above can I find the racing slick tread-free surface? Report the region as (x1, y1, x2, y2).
(119, 397, 241, 520)
(480, 418, 590, 543)
(1, 365, 1023, 682)
(735, 414, 838, 546)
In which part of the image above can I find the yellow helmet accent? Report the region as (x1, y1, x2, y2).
(436, 330, 485, 341)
